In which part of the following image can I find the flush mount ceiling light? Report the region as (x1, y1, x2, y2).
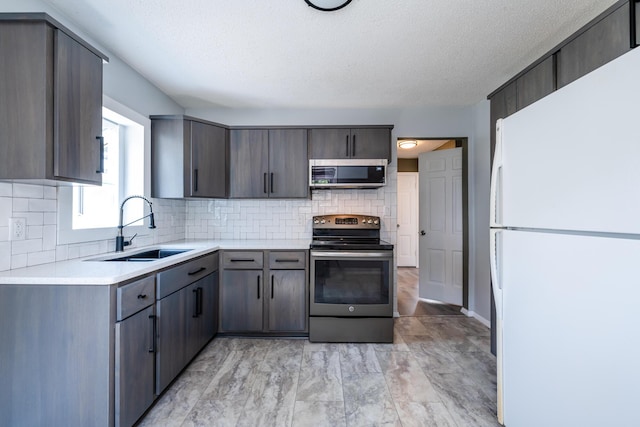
(398, 140, 418, 149)
(304, 0, 353, 12)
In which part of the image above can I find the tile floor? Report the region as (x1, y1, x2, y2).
(139, 270, 498, 427)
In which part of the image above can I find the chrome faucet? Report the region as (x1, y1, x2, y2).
(116, 195, 156, 252)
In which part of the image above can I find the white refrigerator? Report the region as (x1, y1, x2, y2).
(490, 46, 640, 426)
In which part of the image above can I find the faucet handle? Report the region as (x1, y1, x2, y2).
(124, 233, 138, 247)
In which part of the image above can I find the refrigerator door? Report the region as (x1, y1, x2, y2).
(501, 230, 640, 427)
(498, 46, 640, 234)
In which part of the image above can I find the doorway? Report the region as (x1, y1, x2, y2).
(396, 137, 469, 315)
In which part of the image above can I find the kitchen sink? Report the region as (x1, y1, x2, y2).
(99, 249, 192, 262)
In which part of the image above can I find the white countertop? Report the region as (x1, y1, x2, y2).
(0, 239, 311, 286)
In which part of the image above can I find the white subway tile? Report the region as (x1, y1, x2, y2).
(11, 239, 43, 255)
(12, 198, 29, 212)
(28, 199, 56, 212)
(0, 226, 8, 241)
(27, 250, 56, 267)
(24, 212, 44, 226)
(26, 225, 43, 239)
(43, 212, 57, 225)
(43, 186, 57, 200)
(42, 225, 57, 251)
(56, 245, 68, 261)
(0, 183, 12, 197)
(13, 183, 44, 199)
(11, 253, 27, 269)
(0, 242, 10, 271)
(0, 197, 12, 222)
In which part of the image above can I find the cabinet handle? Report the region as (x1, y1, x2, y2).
(230, 258, 254, 263)
(198, 287, 203, 315)
(137, 294, 147, 299)
(345, 136, 349, 157)
(352, 134, 356, 156)
(257, 275, 261, 299)
(275, 258, 299, 263)
(263, 172, 268, 194)
(194, 169, 199, 192)
(632, 0, 639, 48)
(148, 314, 156, 353)
(188, 267, 206, 276)
(96, 136, 104, 173)
(270, 172, 274, 194)
(271, 275, 274, 299)
(192, 289, 199, 318)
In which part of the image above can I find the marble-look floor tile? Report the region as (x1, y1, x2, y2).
(370, 332, 411, 352)
(186, 343, 231, 373)
(201, 350, 263, 401)
(181, 398, 246, 427)
(402, 335, 464, 375)
(296, 350, 343, 401)
(138, 370, 213, 427)
(339, 344, 382, 374)
(342, 372, 401, 427)
(292, 401, 346, 427)
(394, 316, 432, 336)
(394, 401, 458, 427)
(237, 370, 299, 427)
(303, 341, 343, 352)
(259, 339, 304, 374)
(426, 371, 497, 418)
(376, 351, 441, 403)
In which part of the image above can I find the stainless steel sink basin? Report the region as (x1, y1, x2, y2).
(100, 249, 192, 262)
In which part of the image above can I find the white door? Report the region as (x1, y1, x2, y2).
(418, 148, 463, 305)
(397, 172, 418, 267)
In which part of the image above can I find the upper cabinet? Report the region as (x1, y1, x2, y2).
(151, 116, 229, 199)
(229, 128, 308, 199)
(309, 127, 392, 161)
(488, 0, 639, 161)
(0, 14, 108, 185)
(557, 2, 632, 88)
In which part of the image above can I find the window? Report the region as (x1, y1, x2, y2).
(57, 96, 151, 245)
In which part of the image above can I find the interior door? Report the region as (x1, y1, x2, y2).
(418, 148, 463, 305)
(397, 172, 418, 267)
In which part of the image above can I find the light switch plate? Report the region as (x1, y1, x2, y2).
(10, 217, 26, 241)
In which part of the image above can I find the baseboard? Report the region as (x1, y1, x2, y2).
(393, 311, 400, 318)
(461, 308, 490, 328)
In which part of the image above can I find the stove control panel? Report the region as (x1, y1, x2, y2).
(312, 214, 381, 229)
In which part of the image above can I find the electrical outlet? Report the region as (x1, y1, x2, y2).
(10, 218, 26, 241)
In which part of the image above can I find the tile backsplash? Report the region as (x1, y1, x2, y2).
(0, 182, 186, 272)
(185, 167, 397, 243)
(0, 167, 397, 272)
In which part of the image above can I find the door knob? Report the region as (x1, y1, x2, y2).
(420, 230, 426, 236)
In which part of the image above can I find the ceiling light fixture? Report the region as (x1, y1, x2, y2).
(398, 140, 418, 149)
(304, 0, 353, 12)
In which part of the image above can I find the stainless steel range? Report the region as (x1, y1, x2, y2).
(309, 214, 394, 343)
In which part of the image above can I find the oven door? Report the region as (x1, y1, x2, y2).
(310, 250, 393, 317)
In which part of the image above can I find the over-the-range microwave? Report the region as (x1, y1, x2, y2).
(309, 159, 386, 189)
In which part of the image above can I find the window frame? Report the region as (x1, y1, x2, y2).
(57, 96, 152, 245)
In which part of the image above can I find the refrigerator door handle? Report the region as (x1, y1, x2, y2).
(490, 119, 504, 227)
(489, 228, 505, 425)
(489, 229, 503, 317)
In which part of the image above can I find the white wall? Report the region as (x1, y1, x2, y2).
(0, 0, 186, 271)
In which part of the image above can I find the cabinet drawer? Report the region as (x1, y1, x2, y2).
(268, 251, 306, 269)
(222, 251, 264, 269)
(157, 252, 219, 299)
(117, 275, 155, 321)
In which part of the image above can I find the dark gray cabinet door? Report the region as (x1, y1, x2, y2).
(115, 305, 155, 427)
(557, 2, 631, 88)
(268, 129, 308, 198)
(489, 82, 517, 165)
(309, 128, 391, 160)
(156, 287, 187, 394)
(229, 129, 269, 198)
(516, 56, 555, 111)
(350, 128, 391, 160)
(267, 270, 306, 332)
(201, 271, 219, 342)
(308, 128, 351, 159)
(54, 30, 103, 185)
(190, 121, 228, 198)
(220, 270, 263, 332)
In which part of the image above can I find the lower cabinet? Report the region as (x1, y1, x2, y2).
(115, 305, 155, 427)
(220, 250, 308, 334)
(156, 255, 219, 394)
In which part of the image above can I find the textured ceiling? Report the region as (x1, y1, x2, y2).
(43, 0, 618, 110)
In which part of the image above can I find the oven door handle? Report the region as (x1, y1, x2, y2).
(311, 251, 392, 258)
